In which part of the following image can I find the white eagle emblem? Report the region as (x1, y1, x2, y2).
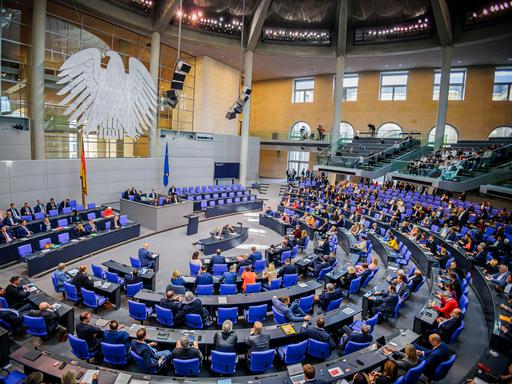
(57, 48, 157, 140)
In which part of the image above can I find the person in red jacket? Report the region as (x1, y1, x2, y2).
(431, 291, 459, 319)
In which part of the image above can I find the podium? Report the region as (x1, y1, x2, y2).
(185, 214, 199, 236)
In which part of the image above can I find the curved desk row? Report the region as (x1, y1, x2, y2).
(199, 227, 249, 255)
(204, 199, 264, 218)
(23, 206, 104, 234)
(134, 280, 322, 311)
(259, 214, 292, 236)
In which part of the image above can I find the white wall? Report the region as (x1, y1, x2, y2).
(193, 56, 240, 135)
(0, 128, 31, 160)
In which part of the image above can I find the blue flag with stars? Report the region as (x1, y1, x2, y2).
(163, 142, 169, 187)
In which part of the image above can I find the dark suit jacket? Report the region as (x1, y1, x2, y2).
(176, 298, 208, 324)
(20, 207, 33, 216)
(278, 264, 297, 277)
(34, 204, 46, 213)
(104, 330, 130, 350)
(16, 226, 31, 238)
(346, 331, 373, 344)
(196, 273, 213, 285)
(318, 288, 344, 311)
(46, 202, 57, 212)
(313, 262, 330, 276)
(7, 208, 20, 218)
(27, 309, 59, 333)
(71, 272, 94, 292)
(424, 342, 451, 378)
(76, 321, 103, 350)
(130, 340, 159, 370)
(211, 255, 226, 265)
(0, 308, 22, 328)
(158, 298, 181, 316)
(138, 248, 154, 267)
(437, 317, 461, 342)
(248, 251, 263, 264)
(2, 217, 17, 227)
(245, 332, 271, 353)
(124, 274, 143, 286)
(373, 293, 399, 317)
(4, 284, 29, 309)
(0, 229, 14, 243)
(301, 325, 336, 349)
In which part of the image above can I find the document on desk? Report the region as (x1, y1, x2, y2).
(82, 370, 99, 384)
(113, 372, 132, 384)
(218, 296, 227, 304)
(342, 307, 355, 315)
(297, 282, 308, 288)
(130, 380, 149, 384)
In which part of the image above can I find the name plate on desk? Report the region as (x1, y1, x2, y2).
(298, 282, 308, 288)
(342, 307, 355, 315)
(218, 296, 227, 304)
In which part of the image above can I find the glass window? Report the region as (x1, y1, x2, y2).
(433, 68, 466, 100)
(333, 74, 359, 101)
(288, 151, 310, 174)
(292, 78, 314, 103)
(428, 124, 459, 145)
(488, 126, 512, 138)
(290, 122, 312, 140)
(339, 121, 354, 141)
(380, 72, 408, 100)
(377, 123, 402, 138)
(493, 68, 512, 101)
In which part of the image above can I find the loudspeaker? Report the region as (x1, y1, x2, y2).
(171, 80, 184, 90)
(225, 111, 237, 120)
(176, 59, 191, 74)
(166, 89, 178, 108)
(225, 87, 253, 120)
(165, 59, 192, 109)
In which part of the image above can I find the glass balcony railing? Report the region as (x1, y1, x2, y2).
(252, 131, 333, 142)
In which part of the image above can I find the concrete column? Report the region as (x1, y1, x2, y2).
(433, 45, 453, 151)
(331, 54, 345, 157)
(148, 31, 160, 158)
(239, 50, 253, 187)
(30, 0, 47, 159)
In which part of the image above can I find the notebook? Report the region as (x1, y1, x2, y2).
(113, 373, 132, 384)
(82, 370, 99, 384)
(23, 350, 41, 361)
(281, 324, 296, 335)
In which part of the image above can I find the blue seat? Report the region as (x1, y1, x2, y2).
(185, 313, 203, 329)
(291, 244, 299, 258)
(246, 283, 262, 294)
(217, 307, 238, 325)
(189, 263, 201, 276)
(155, 305, 174, 327)
(81, 288, 106, 311)
(282, 273, 298, 288)
(399, 360, 426, 384)
(174, 358, 200, 376)
(272, 306, 287, 324)
(249, 349, 275, 373)
(0, 297, 8, 308)
(101, 342, 129, 365)
(347, 276, 362, 298)
(211, 351, 237, 375)
(58, 232, 70, 243)
(430, 354, 456, 381)
(350, 312, 380, 334)
(212, 264, 228, 276)
(299, 294, 314, 313)
(0, 370, 26, 384)
(23, 315, 47, 337)
(196, 284, 213, 295)
(459, 295, 469, 310)
(34, 212, 45, 220)
(244, 304, 267, 323)
(105, 271, 123, 285)
(87, 203, 96, 209)
(317, 266, 332, 281)
(269, 278, 282, 290)
(219, 284, 237, 295)
(411, 276, 426, 293)
(277, 340, 308, 364)
(360, 271, 376, 288)
(92, 264, 105, 279)
(51, 273, 60, 293)
(57, 218, 68, 226)
(38, 237, 51, 250)
(298, 236, 309, 253)
(130, 257, 142, 268)
(48, 209, 58, 216)
(326, 297, 343, 312)
(343, 341, 371, 355)
(307, 339, 331, 360)
(17, 244, 33, 260)
(128, 300, 152, 324)
(87, 212, 96, 220)
(449, 320, 464, 344)
(394, 297, 404, 318)
(254, 259, 266, 273)
(280, 250, 292, 264)
(126, 282, 143, 297)
(69, 334, 98, 360)
(130, 350, 158, 374)
(63, 282, 79, 302)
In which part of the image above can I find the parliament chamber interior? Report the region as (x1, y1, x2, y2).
(0, 0, 511, 383)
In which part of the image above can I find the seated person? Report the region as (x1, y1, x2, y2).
(272, 295, 311, 322)
(170, 270, 186, 286)
(221, 224, 236, 237)
(102, 206, 115, 218)
(59, 198, 70, 212)
(74, 223, 87, 237)
(54, 263, 70, 293)
(210, 249, 226, 267)
(369, 360, 398, 384)
(486, 264, 510, 289)
(0, 300, 22, 333)
(41, 217, 52, 232)
(20, 202, 33, 216)
(16, 220, 32, 238)
(431, 308, 463, 342)
(138, 243, 157, 269)
(262, 263, 277, 290)
(0, 225, 15, 243)
(387, 234, 399, 251)
(196, 265, 213, 285)
(340, 266, 358, 290)
(71, 265, 94, 294)
(112, 214, 122, 229)
(370, 285, 398, 321)
(159, 290, 181, 317)
(409, 270, 424, 292)
(2, 211, 17, 227)
(46, 198, 58, 213)
(34, 200, 46, 214)
(316, 283, 343, 312)
(4, 276, 32, 312)
(248, 246, 263, 264)
(263, 206, 274, 216)
(84, 219, 98, 234)
(278, 258, 297, 277)
(300, 316, 336, 349)
(131, 327, 171, 372)
(214, 319, 237, 352)
(308, 255, 330, 278)
(125, 269, 142, 287)
(241, 266, 257, 292)
(414, 333, 451, 379)
(221, 264, 238, 285)
(340, 324, 373, 350)
(430, 291, 458, 319)
(176, 291, 210, 327)
(297, 230, 309, 247)
(303, 364, 324, 384)
(103, 320, 130, 352)
(395, 275, 411, 299)
(387, 344, 420, 377)
(245, 321, 270, 355)
(237, 254, 253, 271)
(170, 335, 203, 360)
(190, 251, 202, 268)
(76, 311, 103, 352)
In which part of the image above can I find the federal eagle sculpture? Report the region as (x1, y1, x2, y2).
(57, 48, 157, 140)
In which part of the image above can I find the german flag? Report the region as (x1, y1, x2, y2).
(80, 137, 88, 196)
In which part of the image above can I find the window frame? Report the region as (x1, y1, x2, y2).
(379, 71, 409, 101)
(333, 74, 359, 101)
(292, 77, 315, 103)
(432, 68, 467, 101)
(287, 150, 310, 174)
(492, 67, 512, 102)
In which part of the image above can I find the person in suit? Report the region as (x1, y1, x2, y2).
(168, 185, 176, 195)
(0, 304, 22, 334)
(395, 275, 411, 300)
(303, 364, 326, 384)
(388, 344, 420, 376)
(4, 276, 32, 312)
(130, 327, 171, 372)
(278, 258, 297, 277)
(210, 249, 226, 267)
(103, 320, 130, 352)
(300, 316, 336, 349)
(84, 219, 97, 234)
(431, 291, 459, 319)
(176, 291, 209, 326)
(20, 202, 33, 217)
(431, 308, 462, 342)
(316, 283, 344, 312)
(147, 189, 157, 200)
(196, 265, 213, 285)
(16, 220, 32, 238)
(245, 321, 270, 355)
(74, 223, 87, 237)
(46, 198, 57, 213)
(34, 199, 46, 214)
(159, 290, 181, 317)
(27, 301, 67, 340)
(341, 324, 373, 350)
(221, 264, 238, 285)
(7, 203, 20, 221)
(170, 335, 203, 360)
(59, 198, 70, 212)
(76, 311, 103, 352)
(2, 211, 17, 227)
(487, 265, 510, 289)
(415, 333, 451, 379)
(469, 243, 487, 266)
(170, 270, 186, 286)
(248, 246, 263, 264)
(370, 285, 399, 321)
(138, 243, 157, 269)
(71, 265, 94, 295)
(41, 217, 52, 232)
(214, 319, 237, 353)
(124, 269, 142, 288)
(0, 225, 15, 243)
(340, 266, 358, 290)
(308, 255, 330, 278)
(272, 295, 311, 322)
(54, 263, 70, 293)
(409, 270, 424, 292)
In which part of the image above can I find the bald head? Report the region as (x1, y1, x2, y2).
(143, 243, 149, 249)
(39, 302, 50, 311)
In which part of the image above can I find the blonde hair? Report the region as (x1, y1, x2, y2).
(172, 270, 181, 279)
(267, 263, 276, 272)
(404, 344, 419, 365)
(347, 266, 356, 274)
(57, 263, 66, 271)
(222, 319, 233, 333)
(372, 256, 379, 266)
(61, 371, 76, 384)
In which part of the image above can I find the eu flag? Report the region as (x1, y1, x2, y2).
(163, 142, 169, 187)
